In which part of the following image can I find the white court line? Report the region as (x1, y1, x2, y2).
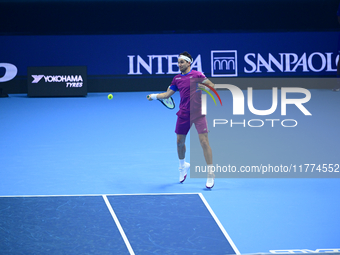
(198, 193, 241, 255)
(1, 192, 238, 254)
(102, 195, 135, 255)
(0, 192, 199, 198)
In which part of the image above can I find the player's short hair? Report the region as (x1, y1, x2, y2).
(179, 51, 193, 64)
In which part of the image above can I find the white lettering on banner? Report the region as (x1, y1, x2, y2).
(326, 52, 337, 71)
(153, 55, 167, 74)
(127, 54, 202, 75)
(41, 75, 83, 83)
(167, 55, 180, 74)
(135, 55, 152, 74)
(291, 53, 308, 72)
(244, 52, 337, 74)
(308, 52, 326, 72)
(285, 53, 299, 72)
(31, 75, 83, 88)
(191, 54, 202, 73)
(66, 83, 83, 87)
(257, 54, 284, 73)
(127, 51, 337, 76)
(0, 63, 18, 82)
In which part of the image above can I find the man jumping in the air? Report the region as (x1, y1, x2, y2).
(147, 51, 215, 188)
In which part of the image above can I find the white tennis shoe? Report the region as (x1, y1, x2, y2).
(206, 171, 215, 189)
(179, 162, 190, 183)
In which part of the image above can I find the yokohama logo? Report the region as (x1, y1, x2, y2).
(31, 75, 83, 83)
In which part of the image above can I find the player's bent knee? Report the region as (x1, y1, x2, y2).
(200, 140, 209, 149)
(177, 139, 186, 148)
(199, 136, 210, 148)
(177, 140, 185, 147)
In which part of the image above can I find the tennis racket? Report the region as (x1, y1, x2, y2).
(147, 95, 175, 110)
(158, 97, 175, 109)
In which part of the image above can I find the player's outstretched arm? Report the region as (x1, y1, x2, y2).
(199, 78, 215, 90)
(147, 87, 175, 101)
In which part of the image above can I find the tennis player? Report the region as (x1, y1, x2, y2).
(147, 51, 215, 188)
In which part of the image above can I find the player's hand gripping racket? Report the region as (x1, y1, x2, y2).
(147, 95, 175, 110)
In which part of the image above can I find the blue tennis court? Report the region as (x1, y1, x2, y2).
(1, 90, 340, 254)
(0, 194, 237, 254)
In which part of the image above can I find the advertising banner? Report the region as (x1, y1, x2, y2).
(0, 32, 338, 94)
(27, 66, 87, 97)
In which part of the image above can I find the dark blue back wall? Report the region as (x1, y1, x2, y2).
(1, 31, 338, 94)
(0, 0, 339, 35)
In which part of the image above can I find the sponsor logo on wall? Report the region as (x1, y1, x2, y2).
(27, 66, 87, 97)
(127, 51, 338, 76)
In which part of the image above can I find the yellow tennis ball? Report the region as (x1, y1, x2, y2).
(108, 94, 113, 100)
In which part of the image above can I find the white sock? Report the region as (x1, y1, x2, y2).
(207, 164, 214, 176)
(179, 159, 185, 168)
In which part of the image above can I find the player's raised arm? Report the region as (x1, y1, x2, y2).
(199, 78, 215, 90)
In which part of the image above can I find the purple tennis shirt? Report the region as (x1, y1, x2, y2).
(170, 69, 207, 120)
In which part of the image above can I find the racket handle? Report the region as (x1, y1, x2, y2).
(147, 95, 150, 99)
